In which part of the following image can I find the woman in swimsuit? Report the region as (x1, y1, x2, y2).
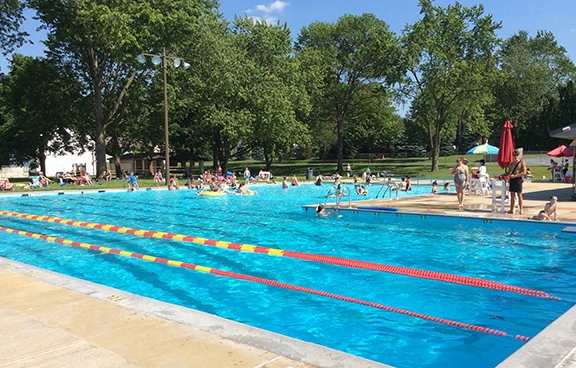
(451, 157, 469, 210)
(291, 174, 299, 186)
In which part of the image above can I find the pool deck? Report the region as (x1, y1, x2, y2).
(1, 180, 576, 367)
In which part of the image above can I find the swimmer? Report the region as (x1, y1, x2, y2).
(431, 181, 438, 194)
(237, 182, 258, 195)
(291, 174, 299, 186)
(316, 204, 326, 215)
(355, 184, 367, 196)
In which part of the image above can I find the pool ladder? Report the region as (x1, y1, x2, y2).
(324, 185, 351, 210)
(376, 182, 399, 199)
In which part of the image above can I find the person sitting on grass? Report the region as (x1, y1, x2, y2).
(1, 178, 14, 191)
(38, 172, 52, 187)
(169, 174, 180, 190)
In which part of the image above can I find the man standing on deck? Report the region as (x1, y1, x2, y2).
(504, 150, 526, 215)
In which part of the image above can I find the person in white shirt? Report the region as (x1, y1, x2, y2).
(477, 159, 488, 179)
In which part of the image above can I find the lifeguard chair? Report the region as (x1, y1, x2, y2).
(258, 171, 272, 182)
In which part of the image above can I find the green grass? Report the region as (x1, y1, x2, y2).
(225, 154, 528, 181)
(0, 154, 558, 194)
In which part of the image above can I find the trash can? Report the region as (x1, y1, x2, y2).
(306, 167, 313, 181)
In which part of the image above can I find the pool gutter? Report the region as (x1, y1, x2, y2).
(496, 303, 576, 367)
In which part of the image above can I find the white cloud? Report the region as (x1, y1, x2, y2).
(254, 1, 289, 14)
(243, 1, 288, 25)
(247, 15, 279, 25)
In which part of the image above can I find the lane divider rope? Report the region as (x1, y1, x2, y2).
(0, 210, 557, 300)
(0, 225, 531, 342)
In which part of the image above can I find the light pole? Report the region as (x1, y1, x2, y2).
(137, 48, 190, 186)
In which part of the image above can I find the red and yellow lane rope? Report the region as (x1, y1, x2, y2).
(0, 225, 531, 341)
(0, 209, 556, 300)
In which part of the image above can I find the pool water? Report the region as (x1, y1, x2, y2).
(0, 183, 574, 368)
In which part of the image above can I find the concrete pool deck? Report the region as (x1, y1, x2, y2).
(1, 180, 576, 367)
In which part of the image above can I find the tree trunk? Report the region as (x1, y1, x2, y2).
(212, 142, 219, 171)
(39, 149, 46, 174)
(113, 154, 122, 178)
(430, 132, 441, 172)
(263, 147, 272, 171)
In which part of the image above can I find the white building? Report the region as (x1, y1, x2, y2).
(0, 150, 96, 178)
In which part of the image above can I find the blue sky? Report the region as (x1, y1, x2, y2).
(2, 0, 576, 72)
(218, 0, 576, 56)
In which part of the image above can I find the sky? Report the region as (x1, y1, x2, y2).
(217, 0, 576, 57)
(2, 0, 576, 72)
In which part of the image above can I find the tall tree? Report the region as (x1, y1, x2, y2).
(170, 13, 254, 174)
(28, 0, 217, 176)
(0, 0, 27, 55)
(402, 0, 500, 171)
(491, 30, 576, 148)
(0, 55, 84, 171)
(236, 18, 311, 170)
(343, 84, 403, 156)
(296, 13, 403, 172)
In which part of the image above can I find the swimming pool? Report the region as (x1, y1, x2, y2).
(0, 183, 574, 367)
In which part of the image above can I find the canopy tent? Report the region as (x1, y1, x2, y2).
(550, 123, 576, 140)
(465, 143, 499, 155)
(547, 145, 574, 157)
(549, 126, 576, 200)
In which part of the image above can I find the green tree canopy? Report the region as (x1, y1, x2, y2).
(27, 0, 217, 176)
(296, 13, 403, 172)
(491, 30, 576, 148)
(0, 0, 27, 55)
(0, 54, 84, 171)
(402, 0, 500, 171)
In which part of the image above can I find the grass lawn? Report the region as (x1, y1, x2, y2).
(0, 154, 558, 194)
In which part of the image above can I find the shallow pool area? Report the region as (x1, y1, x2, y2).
(1, 184, 574, 367)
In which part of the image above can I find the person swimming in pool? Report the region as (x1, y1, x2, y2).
(236, 182, 258, 195)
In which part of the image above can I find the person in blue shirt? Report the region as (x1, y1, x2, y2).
(129, 171, 139, 191)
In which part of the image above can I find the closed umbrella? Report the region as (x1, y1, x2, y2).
(465, 143, 499, 155)
(497, 120, 515, 169)
(547, 145, 574, 157)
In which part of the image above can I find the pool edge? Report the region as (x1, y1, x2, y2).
(0, 256, 391, 368)
(496, 302, 576, 367)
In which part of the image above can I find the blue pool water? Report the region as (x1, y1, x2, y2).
(0, 183, 574, 367)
